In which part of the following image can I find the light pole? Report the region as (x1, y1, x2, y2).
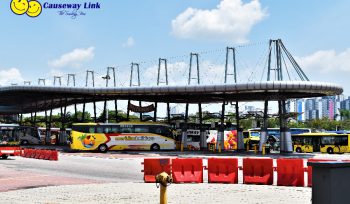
(102, 74, 111, 123)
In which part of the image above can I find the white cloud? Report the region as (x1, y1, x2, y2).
(171, 0, 267, 43)
(0, 68, 24, 85)
(298, 48, 350, 73)
(295, 48, 350, 95)
(122, 37, 135, 48)
(48, 47, 95, 68)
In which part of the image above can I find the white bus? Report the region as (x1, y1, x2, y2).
(69, 122, 176, 152)
(0, 124, 41, 145)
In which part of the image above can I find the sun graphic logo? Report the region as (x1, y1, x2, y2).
(10, 0, 42, 17)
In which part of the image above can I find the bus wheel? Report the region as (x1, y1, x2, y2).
(98, 144, 108, 153)
(150, 144, 160, 151)
(327, 147, 334, 154)
(1, 155, 8, 159)
(296, 147, 302, 153)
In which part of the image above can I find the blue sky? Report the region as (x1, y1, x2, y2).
(0, 0, 350, 114)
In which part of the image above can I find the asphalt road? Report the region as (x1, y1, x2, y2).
(1, 154, 144, 183)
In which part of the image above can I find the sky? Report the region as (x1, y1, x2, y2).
(1, 0, 350, 115)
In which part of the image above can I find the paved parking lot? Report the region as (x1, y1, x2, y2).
(1, 150, 350, 203)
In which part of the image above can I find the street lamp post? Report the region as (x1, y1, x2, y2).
(102, 74, 111, 123)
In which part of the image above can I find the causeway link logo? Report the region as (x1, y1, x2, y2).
(10, 0, 42, 17)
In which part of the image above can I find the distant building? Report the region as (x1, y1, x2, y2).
(286, 95, 347, 122)
(340, 96, 350, 110)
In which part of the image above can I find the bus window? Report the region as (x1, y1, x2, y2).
(321, 136, 335, 145)
(303, 137, 313, 145)
(292, 136, 302, 145)
(110, 126, 119, 133)
(335, 136, 348, 146)
(72, 125, 92, 133)
(187, 135, 200, 142)
(96, 127, 104, 133)
(149, 126, 173, 138)
(120, 126, 133, 133)
(250, 132, 260, 137)
(243, 132, 249, 138)
(103, 126, 111, 133)
(134, 125, 149, 133)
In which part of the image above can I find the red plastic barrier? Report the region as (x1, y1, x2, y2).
(208, 158, 238, 184)
(172, 158, 203, 183)
(34, 149, 41, 159)
(44, 150, 51, 160)
(143, 158, 171, 183)
(307, 158, 334, 187)
(21, 148, 26, 157)
(277, 158, 304, 186)
(243, 158, 273, 185)
(30, 149, 36, 158)
(49, 150, 58, 161)
(38, 150, 46, 160)
(13, 147, 21, 156)
(28, 149, 35, 158)
(23, 149, 30, 157)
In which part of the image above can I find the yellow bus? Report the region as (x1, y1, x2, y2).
(69, 122, 176, 152)
(292, 133, 350, 154)
(243, 130, 260, 149)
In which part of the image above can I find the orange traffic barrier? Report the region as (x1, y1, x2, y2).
(243, 158, 273, 185)
(307, 158, 334, 187)
(142, 158, 171, 183)
(172, 158, 203, 183)
(276, 158, 304, 186)
(207, 158, 238, 184)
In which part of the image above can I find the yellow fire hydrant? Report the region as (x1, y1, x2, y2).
(155, 172, 172, 204)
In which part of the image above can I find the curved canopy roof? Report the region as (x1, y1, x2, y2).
(0, 81, 343, 114)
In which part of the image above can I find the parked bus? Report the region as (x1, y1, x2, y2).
(243, 129, 260, 149)
(69, 122, 176, 152)
(38, 127, 71, 144)
(292, 133, 350, 154)
(244, 128, 311, 150)
(0, 124, 41, 145)
(172, 123, 212, 150)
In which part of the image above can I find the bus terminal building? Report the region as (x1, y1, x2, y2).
(0, 81, 342, 153)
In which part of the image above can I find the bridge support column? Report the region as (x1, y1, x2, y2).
(259, 128, 268, 152)
(259, 100, 269, 152)
(217, 127, 225, 151)
(237, 128, 244, 150)
(279, 100, 293, 153)
(181, 126, 188, 150)
(200, 129, 207, 149)
(217, 102, 225, 151)
(235, 102, 244, 151)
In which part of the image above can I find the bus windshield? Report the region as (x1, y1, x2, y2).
(250, 132, 260, 137)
